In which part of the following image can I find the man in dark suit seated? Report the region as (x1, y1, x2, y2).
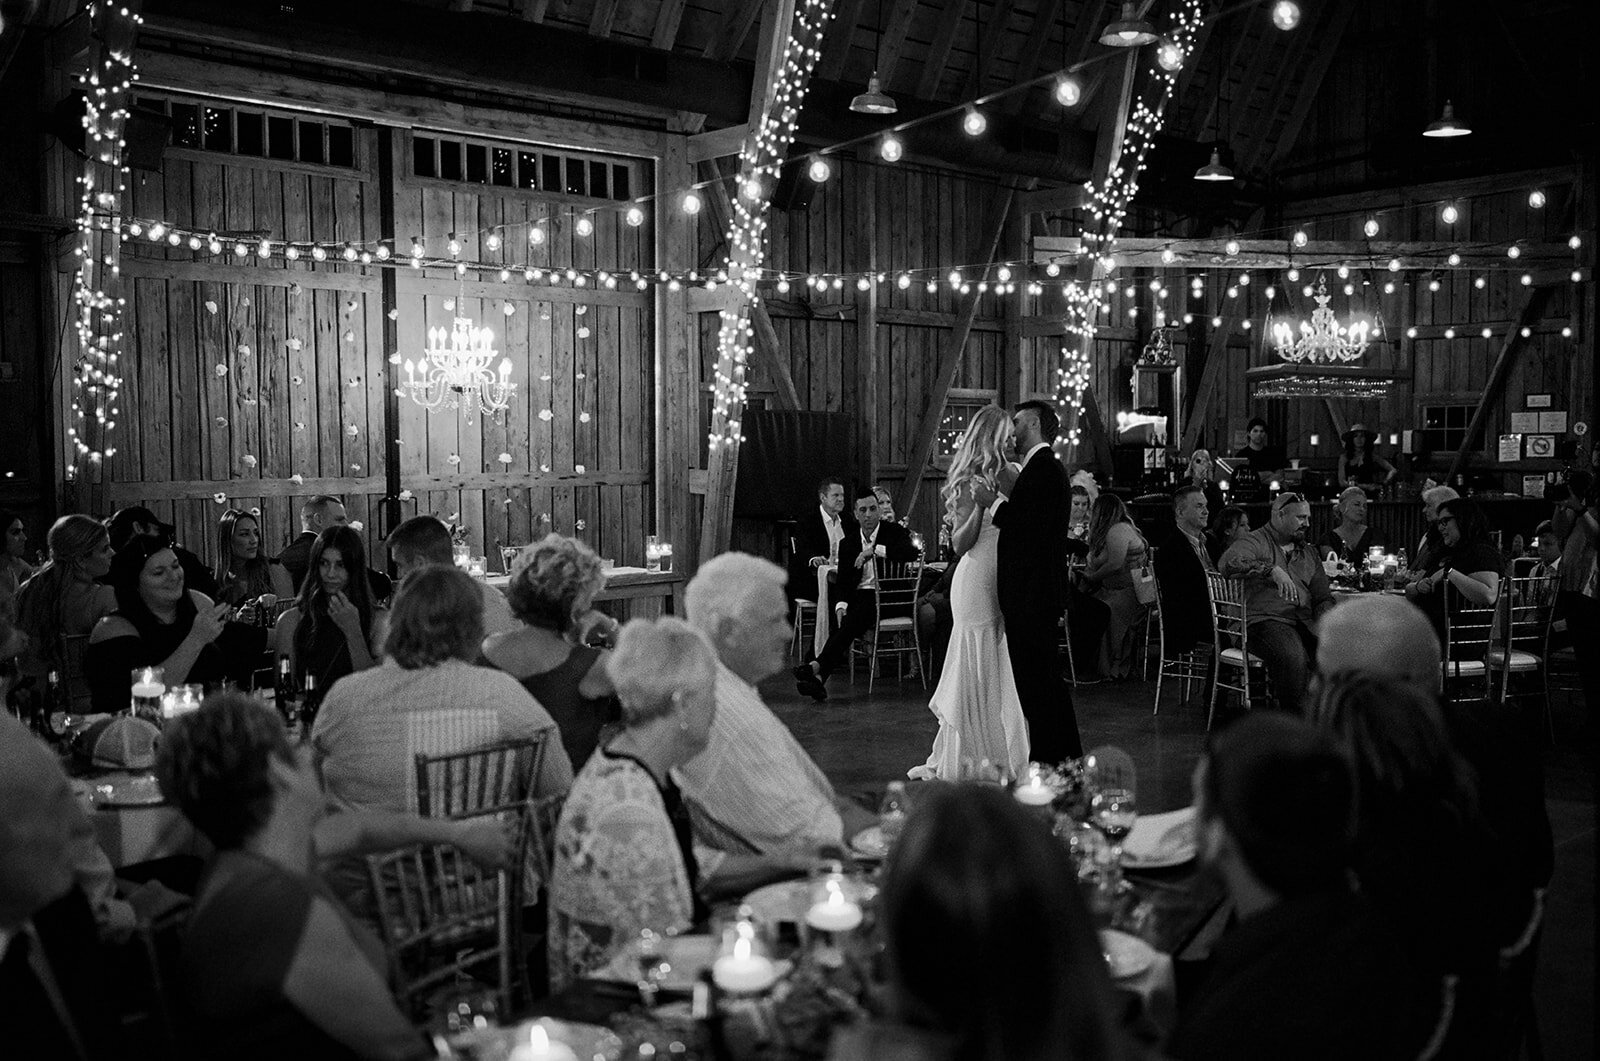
(794, 486, 919, 701)
(786, 477, 850, 603)
(1170, 713, 1436, 1060)
(1155, 484, 1216, 654)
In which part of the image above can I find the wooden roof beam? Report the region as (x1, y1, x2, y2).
(705, 0, 766, 62)
(651, 0, 688, 49)
(819, 0, 866, 83)
(915, 0, 967, 99)
(587, 0, 618, 37)
(871, 0, 922, 87)
(1264, 0, 1355, 173)
(1001, 0, 1064, 116)
(960, 0, 1017, 101)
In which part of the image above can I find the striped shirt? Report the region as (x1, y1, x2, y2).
(672, 662, 842, 858)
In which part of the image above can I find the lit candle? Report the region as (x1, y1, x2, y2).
(507, 1024, 577, 1061)
(711, 936, 777, 994)
(1015, 777, 1055, 807)
(805, 881, 864, 933)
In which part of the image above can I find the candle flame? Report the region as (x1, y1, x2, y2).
(528, 1025, 548, 1049)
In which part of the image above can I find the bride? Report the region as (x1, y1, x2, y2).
(909, 406, 1029, 781)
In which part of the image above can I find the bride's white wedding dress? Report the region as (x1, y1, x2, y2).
(909, 505, 1030, 781)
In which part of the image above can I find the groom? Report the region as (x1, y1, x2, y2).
(985, 400, 1083, 762)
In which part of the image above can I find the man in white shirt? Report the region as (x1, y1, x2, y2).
(385, 516, 518, 638)
(787, 477, 850, 603)
(682, 553, 873, 855)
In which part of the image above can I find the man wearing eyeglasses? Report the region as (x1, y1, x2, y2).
(1218, 493, 1334, 714)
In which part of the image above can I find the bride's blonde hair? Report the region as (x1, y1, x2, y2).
(944, 405, 1013, 528)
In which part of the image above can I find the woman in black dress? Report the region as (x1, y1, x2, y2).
(272, 526, 384, 703)
(212, 508, 294, 607)
(1318, 487, 1388, 565)
(1338, 424, 1397, 488)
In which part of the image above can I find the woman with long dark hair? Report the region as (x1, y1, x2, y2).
(14, 515, 117, 675)
(0, 508, 38, 602)
(212, 509, 293, 607)
(272, 525, 384, 696)
(1337, 424, 1396, 488)
(830, 784, 1135, 1061)
(1083, 493, 1150, 680)
(84, 537, 234, 712)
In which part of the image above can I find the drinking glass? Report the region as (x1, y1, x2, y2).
(1084, 745, 1138, 886)
(500, 545, 520, 575)
(631, 928, 672, 1007)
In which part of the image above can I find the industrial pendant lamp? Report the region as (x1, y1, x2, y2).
(1194, 147, 1235, 182)
(1101, 2, 1159, 47)
(1422, 100, 1471, 138)
(850, 1, 898, 114)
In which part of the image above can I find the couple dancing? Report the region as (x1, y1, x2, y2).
(911, 401, 1084, 780)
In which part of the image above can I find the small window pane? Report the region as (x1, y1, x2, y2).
(517, 151, 539, 189)
(267, 116, 295, 160)
(413, 136, 436, 178)
(235, 112, 264, 156)
(202, 107, 230, 151)
(327, 125, 354, 167)
(171, 103, 200, 148)
(589, 160, 608, 199)
(439, 140, 462, 181)
(565, 160, 586, 196)
(612, 165, 630, 201)
(542, 155, 561, 193)
(298, 121, 325, 164)
(492, 148, 513, 187)
(466, 143, 488, 184)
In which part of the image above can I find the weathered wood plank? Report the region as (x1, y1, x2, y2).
(1447, 286, 1555, 480)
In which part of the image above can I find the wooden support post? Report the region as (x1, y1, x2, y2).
(854, 152, 879, 488)
(656, 134, 695, 570)
(1001, 203, 1029, 407)
(1447, 286, 1555, 481)
(698, 0, 805, 563)
(894, 186, 1018, 523)
(1320, 399, 1348, 441)
(1179, 318, 1238, 454)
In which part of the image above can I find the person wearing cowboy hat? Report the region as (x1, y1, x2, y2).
(1338, 424, 1396, 488)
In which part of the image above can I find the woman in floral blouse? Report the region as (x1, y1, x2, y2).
(547, 616, 718, 991)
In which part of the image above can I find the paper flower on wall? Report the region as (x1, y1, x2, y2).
(289, 283, 302, 296)
(398, 489, 413, 501)
(575, 519, 587, 531)
(497, 452, 513, 465)
(294, 422, 307, 431)
(344, 299, 358, 314)
(250, 507, 261, 517)
(444, 299, 456, 312)
(241, 454, 257, 468)
(538, 512, 551, 524)
(447, 454, 462, 466)
(212, 492, 227, 504)
(575, 372, 586, 380)
(215, 364, 228, 377)
(503, 304, 515, 317)
(540, 463, 550, 473)
(215, 416, 228, 427)
(348, 377, 361, 388)
(574, 464, 586, 474)
(204, 300, 218, 315)
(348, 520, 363, 531)
(539, 309, 550, 321)
(502, 497, 513, 507)
(291, 375, 303, 385)
(346, 425, 359, 437)
(242, 398, 258, 407)
(578, 412, 591, 423)
(237, 344, 251, 356)
(575, 305, 587, 316)
(577, 327, 590, 339)
(387, 309, 398, 321)
(241, 297, 250, 307)
(540, 374, 551, 382)
(538, 409, 553, 422)
(287, 338, 303, 351)
(342, 330, 355, 343)
(387, 353, 401, 364)
(290, 473, 304, 485)
(350, 464, 361, 472)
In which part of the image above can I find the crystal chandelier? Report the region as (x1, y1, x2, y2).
(1270, 275, 1373, 364)
(403, 308, 515, 422)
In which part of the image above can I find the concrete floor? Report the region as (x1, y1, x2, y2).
(762, 657, 1596, 1059)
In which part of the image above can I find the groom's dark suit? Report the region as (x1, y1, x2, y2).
(993, 444, 1083, 762)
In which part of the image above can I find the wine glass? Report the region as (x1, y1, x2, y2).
(631, 928, 672, 1007)
(1084, 746, 1138, 887)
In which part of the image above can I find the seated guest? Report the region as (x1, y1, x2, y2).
(548, 618, 718, 991)
(312, 566, 571, 914)
(1064, 484, 1092, 557)
(1317, 486, 1386, 565)
(1208, 504, 1250, 564)
(683, 554, 873, 860)
(274, 526, 385, 697)
(386, 514, 517, 637)
(1306, 672, 1527, 1048)
(1405, 497, 1503, 639)
(85, 537, 244, 712)
(0, 510, 38, 600)
(483, 534, 620, 771)
(13, 515, 117, 676)
(107, 505, 218, 600)
(1317, 595, 1551, 894)
(212, 508, 294, 607)
(1219, 493, 1333, 713)
(1171, 713, 1433, 1060)
(1530, 519, 1562, 578)
(1156, 485, 1215, 653)
(158, 693, 511, 1061)
(1, 711, 134, 1060)
(873, 486, 903, 527)
(1181, 449, 1226, 529)
(830, 784, 1134, 1061)
(787, 476, 850, 602)
(1409, 485, 1459, 578)
(793, 486, 919, 700)
(1082, 494, 1149, 681)
(276, 495, 391, 601)
(1337, 424, 1397, 488)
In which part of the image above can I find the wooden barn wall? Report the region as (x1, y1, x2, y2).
(55, 90, 658, 572)
(0, 252, 46, 510)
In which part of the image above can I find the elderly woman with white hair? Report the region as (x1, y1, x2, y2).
(547, 616, 719, 992)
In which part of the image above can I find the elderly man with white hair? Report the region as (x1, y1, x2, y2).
(1316, 595, 1552, 892)
(681, 552, 875, 860)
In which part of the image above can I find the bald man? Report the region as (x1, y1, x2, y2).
(1316, 596, 1552, 891)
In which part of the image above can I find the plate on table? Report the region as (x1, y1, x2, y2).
(848, 825, 887, 860)
(1120, 806, 1197, 869)
(1099, 928, 1157, 981)
(447, 1017, 623, 1061)
(88, 773, 166, 808)
(595, 933, 717, 993)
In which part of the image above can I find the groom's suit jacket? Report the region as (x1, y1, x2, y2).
(993, 446, 1072, 621)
